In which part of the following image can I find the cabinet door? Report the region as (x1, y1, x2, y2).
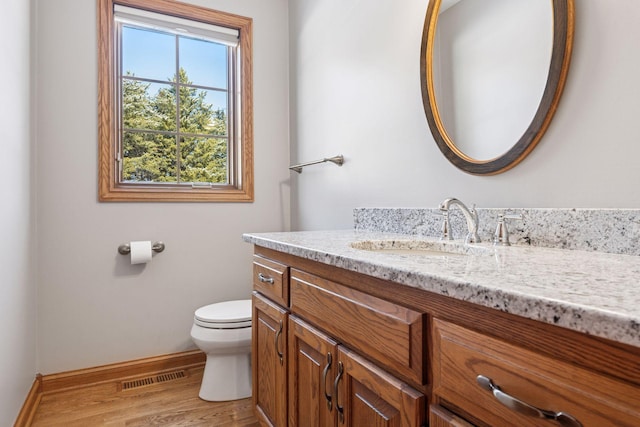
(429, 405, 475, 427)
(334, 346, 425, 427)
(253, 292, 288, 427)
(289, 316, 339, 427)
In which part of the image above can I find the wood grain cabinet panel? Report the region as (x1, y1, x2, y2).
(288, 314, 426, 427)
(252, 292, 288, 427)
(432, 319, 640, 427)
(290, 269, 425, 384)
(429, 405, 475, 427)
(253, 255, 289, 307)
(288, 316, 339, 427)
(335, 346, 425, 427)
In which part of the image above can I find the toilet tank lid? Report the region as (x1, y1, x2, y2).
(195, 299, 252, 323)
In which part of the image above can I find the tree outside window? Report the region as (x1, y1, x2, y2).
(98, 0, 253, 202)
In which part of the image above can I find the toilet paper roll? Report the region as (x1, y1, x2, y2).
(130, 241, 152, 265)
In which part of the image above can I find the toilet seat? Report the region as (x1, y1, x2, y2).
(194, 299, 252, 329)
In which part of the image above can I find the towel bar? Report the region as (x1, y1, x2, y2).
(289, 155, 344, 173)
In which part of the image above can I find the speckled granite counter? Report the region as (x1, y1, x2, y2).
(243, 230, 640, 349)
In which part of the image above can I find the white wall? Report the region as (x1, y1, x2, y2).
(289, 0, 640, 230)
(0, 0, 36, 423)
(26, 0, 640, 383)
(35, 0, 290, 374)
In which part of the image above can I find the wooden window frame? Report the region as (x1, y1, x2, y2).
(98, 0, 253, 202)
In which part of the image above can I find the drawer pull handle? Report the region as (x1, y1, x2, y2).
(334, 361, 345, 424)
(322, 352, 333, 411)
(258, 273, 274, 284)
(476, 375, 583, 427)
(274, 320, 284, 365)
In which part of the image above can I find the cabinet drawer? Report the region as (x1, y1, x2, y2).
(253, 255, 289, 307)
(429, 405, 475, 427)
(290, 269, 425, 384)
(432, 319, 640, 427)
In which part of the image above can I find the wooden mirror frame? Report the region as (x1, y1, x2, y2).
(420, 0, 574, 175)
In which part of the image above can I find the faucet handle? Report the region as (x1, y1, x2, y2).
(494, 212, 523, 246)
(440, 211, 453, 240)
(469, 203, 478, 218)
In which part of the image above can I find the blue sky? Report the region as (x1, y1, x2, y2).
(122, 25, 228, 111)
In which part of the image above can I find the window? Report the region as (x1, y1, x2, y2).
(98, 0, 253, 201)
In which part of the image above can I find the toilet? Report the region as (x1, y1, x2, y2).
(190, 299, 252, 401)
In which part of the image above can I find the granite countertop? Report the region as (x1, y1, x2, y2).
(243, 229, 640, 349)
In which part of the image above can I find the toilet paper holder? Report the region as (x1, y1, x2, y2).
(118, 241, 165, 255)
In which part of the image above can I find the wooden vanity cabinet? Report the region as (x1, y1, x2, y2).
(289, 269, 425, 385)
(288, 315, 425, 427)
(288, 315, 337, 427)
(253, 254, 289, 307)
(253, 252, 425, 427)
(432, 319, 640, 427)
(252, 254, 291, 426)
(335, 345, 425, 427)
(251, 246, 640, 427)
(253, 292, 288, 427)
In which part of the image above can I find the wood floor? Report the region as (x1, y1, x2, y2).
(31, 366, 259, 426)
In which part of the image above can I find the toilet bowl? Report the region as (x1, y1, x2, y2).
(190, 299, 252, 401)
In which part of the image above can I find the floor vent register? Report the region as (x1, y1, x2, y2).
(120, 370, 186, 390)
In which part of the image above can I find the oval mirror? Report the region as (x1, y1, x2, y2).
(420, 0, 574, 175)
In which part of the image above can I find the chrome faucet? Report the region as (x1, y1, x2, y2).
(439, 198, 480, 244)
(493, 212, 524, 246)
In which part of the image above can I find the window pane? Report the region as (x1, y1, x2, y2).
(122, 26, 176, 81)
(122, 132, 177, 182)
(180, 137, 228, 183)
(179, 88, 228, 136)
(122, 80, 177, 132)
(102, 0, 253, 199)
(179, 36, 228, 89)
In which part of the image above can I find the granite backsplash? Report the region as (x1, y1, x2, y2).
(354, 208, 640, 256)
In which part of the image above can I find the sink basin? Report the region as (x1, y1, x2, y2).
(350, 239, 492, 257)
